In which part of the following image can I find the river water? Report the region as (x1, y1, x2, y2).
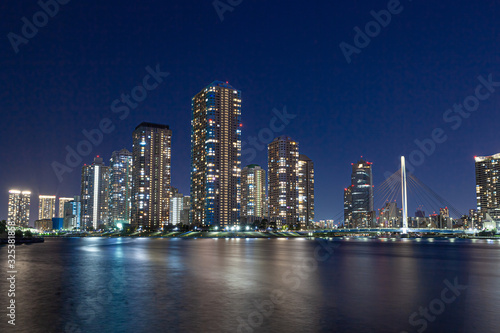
(1, 237, 499, 332)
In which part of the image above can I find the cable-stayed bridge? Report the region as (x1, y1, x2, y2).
(329, 156, 468, 234)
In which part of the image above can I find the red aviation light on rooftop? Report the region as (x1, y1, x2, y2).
(239, 123, 243, 127)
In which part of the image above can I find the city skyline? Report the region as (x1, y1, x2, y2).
(2, 2, 499, 332)
(4, 131, 498, 226)
(1, 1, 498, 223)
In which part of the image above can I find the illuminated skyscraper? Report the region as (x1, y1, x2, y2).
(8, 190, 31, 227)
(241, 164, 266, 224)
(344, 158, 375, 228)
(109, 148, 133, 226)
(268, 136, 299, 227)
(58, 197, 73, 218)
(63, 196, 81, 230)
(190, 81, 242, 227)
(39, 195, 56, 220)
(131, 122, 172, 229)
(475, 153, 500, 219)
(169, 193, 190, 225)
(298, 155, 314, 229)
(343, 187, 353, 228)
(81, 156, 110, 230)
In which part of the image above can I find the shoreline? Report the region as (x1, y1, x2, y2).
(37, 232, 500, 241)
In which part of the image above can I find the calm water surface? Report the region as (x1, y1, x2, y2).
(1, 237, 499, 333)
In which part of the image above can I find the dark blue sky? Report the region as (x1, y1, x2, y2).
(1, 0, 498, 223)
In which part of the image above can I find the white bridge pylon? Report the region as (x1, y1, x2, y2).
(401, 156, 408, 234)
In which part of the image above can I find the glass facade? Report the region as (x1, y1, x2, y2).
(344, 159, 375, 228)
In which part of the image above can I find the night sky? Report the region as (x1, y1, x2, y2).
(1, 0, 498, 224)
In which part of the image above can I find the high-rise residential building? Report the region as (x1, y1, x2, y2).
(268, 136, 299, 227)
(109, 148, 133, 226)
(131, 122, 172, 229)
(298, 155, 314, 229)
(169, 193, 183, 225)
(8, 190, 31, 227)
(241, 164, 266, 224)
(81, 156, 110, 230)
(169, 193, 191, 225)
(58, 197, 74, 218)
(63, 196, 81, 230)
(343, 187, 353, 228)
(190, 81, 242, 227)
(475, 153, 500, 219)
(39, 195, 56, 220)
(344, 159, 375, 228)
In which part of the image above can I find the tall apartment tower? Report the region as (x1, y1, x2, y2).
(38, 195, 56, 220)
(63, 196, 81, 230)
(298, 155, 314, 229)
(58, 197, 74, 218)
(345, 158, 375, 228)
(343, 187, 353, 228)
(268, 136, 299, 227)
(241, 164, 266, 224)
(109, 148, 133, 226)
(131, 122, 172, 229)
(81, 156, 110, 230)
(190, 81, 242, 227)
(8, 190, 31, 227)
(475, 153, 500, 219)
